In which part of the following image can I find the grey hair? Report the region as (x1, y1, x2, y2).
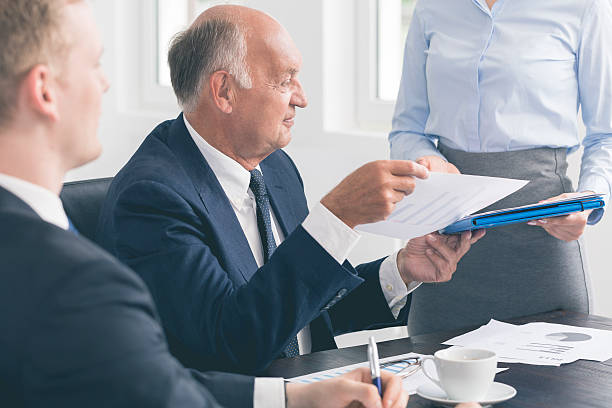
(168, 18, 251, 112)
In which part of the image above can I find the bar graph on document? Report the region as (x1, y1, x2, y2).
(517, 342, 575, 355)
(288, 353, 424, 384)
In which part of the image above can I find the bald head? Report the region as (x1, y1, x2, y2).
(198, 5, 295, 65)
(196, 4, 282, 35)
(168, 5, 298, 113)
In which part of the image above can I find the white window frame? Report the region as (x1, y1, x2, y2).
(138, 0, 177, 111)
(355, 0, 405, 131)
(138, 0, 407, 130)
(139, 0, 243, 111)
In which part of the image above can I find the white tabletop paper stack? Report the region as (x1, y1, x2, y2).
(444, 319, 612, 366)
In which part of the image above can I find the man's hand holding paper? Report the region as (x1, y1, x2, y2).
(320, 159, 486, 289)
(321, 160, 429, 229)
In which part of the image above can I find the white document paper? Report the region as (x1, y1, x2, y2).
(356, 173, 528, 240)
(288, 352, 507, 394)
(444, 320, 612, 366)
(288, 353, 430, 394)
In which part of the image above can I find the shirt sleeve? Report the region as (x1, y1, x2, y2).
(388, 6, 446, 162)
(254, 378, 285, 408)
(577, 0, 612, 221)
(302, 203, 361, 264)
(379, 250, 422, 319)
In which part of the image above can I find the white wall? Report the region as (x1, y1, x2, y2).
(75, 0, 612, 327)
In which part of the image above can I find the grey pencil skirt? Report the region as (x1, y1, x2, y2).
(407, 144, 591, 336)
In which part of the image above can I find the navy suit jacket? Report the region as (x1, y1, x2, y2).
(0, 187, 254, 408)
(97, 114, 410, 373)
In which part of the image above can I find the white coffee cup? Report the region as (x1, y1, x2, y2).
(421, 348, 497, 401)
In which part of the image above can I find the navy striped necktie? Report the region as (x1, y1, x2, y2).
(249, 169, 299, 358)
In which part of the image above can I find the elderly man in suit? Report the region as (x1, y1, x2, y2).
(0, 1, 420, 407)
(97, 4, 485, 374)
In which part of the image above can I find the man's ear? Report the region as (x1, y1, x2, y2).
(21, 65, 60, 122)
(209, 71, 235, 114)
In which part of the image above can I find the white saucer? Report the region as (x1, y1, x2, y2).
(416, 382, 517, 406)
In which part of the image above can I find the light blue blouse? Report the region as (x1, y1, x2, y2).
(389, 0, 612, 205)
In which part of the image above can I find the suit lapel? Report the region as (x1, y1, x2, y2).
(166, 114, 258, 281)
(260, 158, 299, 237)
(0, 186, 40, 219)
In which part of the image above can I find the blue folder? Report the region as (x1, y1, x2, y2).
(441, 194, 606, 234)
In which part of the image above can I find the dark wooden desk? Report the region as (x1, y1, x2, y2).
(263, 311, 612, 407)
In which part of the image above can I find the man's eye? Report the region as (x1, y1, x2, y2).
(281, 79, 291, 87)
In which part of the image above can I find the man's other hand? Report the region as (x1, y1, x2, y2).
(397, 230, 486, 285)
(286, 367, 408, 408)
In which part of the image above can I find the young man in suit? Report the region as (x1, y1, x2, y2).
(0, 1, 415, 407)
(97, 4, 485, 374)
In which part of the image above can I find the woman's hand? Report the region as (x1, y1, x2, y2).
(526, 192, 595, 241)
(416, 155, 460, 174)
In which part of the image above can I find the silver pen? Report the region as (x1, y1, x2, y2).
(368, 336, 382, 397)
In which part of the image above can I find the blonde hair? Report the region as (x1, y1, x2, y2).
(0, 0, 76, 125)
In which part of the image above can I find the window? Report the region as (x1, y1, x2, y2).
(138, 0, 244, 110)
(377, 0, 417, 101)
(157, 0, 220, 87)
(356, 0, 417, 129)
(151, 0, 416, 129)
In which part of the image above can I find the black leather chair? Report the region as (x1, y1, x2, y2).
(60, 177, 113, 241)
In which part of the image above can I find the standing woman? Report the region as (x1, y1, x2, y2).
(390, 0, 612, 335)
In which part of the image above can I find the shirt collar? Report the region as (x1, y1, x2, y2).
(472, 0, 505, 16)
(183, 115, 256, 204)
(0, 173, 69, 230)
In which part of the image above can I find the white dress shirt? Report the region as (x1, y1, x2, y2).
(0, 173, 69, 230)
(184, 117, 420, 407)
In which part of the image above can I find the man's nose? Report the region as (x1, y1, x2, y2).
(291, 80, 308, 108)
